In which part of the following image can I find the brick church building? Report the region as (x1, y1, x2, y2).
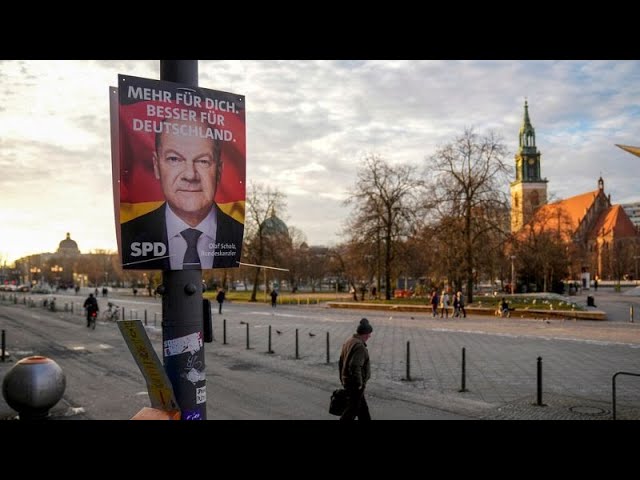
(510, 101, 639, 284)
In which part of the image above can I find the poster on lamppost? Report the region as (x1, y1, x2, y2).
(111, 74, 245, 270)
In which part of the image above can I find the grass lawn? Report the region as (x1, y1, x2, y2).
(204, 290, 584, 311)
(372, 295, 583, 311)
(204, 290, 351, 305)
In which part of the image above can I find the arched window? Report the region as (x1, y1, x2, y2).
(530, 191, 540, 208)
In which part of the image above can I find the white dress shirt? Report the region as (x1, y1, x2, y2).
(165, 205, 218, 270)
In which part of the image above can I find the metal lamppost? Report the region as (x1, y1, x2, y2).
(616, 145, 640, 284)
(51, 265, 62, 287)
(510, 256, 516, 295)
(29, 267, 41, 285)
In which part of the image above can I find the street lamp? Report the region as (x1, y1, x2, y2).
(635, 256, 640, 284)
(51, 265, 63, 287)
(510, 256, 516, 295)
(29, 267, 41, 285)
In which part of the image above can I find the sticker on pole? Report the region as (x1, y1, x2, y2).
(163, 332, 203, 357)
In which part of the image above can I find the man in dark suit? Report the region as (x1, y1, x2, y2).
(120, 118, 243, 270)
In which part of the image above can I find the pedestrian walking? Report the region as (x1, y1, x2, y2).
(439, 289, 449, 318)
(270, 289, 278, 308)
(216, 288, 226, 314)
(454, 291, 466, 318)
(430, 290, 439, 318)
(338, 318, 373, 421)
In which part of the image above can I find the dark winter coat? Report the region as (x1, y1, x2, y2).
(339, 335, 371, 389)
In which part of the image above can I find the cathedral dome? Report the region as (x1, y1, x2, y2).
(261, 211, 289, 237)
(57, 232, 80, 256)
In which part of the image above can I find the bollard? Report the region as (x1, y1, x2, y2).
(613, 374, 617, 420)
(223, 319, 227, 345)
(404, 341, 412, 381)
(71, 302, 74, 314)
(2, 356, 66, 420)
(154, 312, 158, 327)
(326, 331, 330, 364)
(144, 309, 148, 326)
(211, 304, 216, 341)
(459, 347, 468, 392)
(295, 328, 299, 359)
(631, 306, 634, 323)
(267, 325, 274, 354)
(246, 322, 250, 349)
(536, 356, 546, 406)
(122, 307, 126, 321)
(1, 329, 5, 362)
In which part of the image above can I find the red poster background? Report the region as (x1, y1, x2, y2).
(118, 75, 246, 222)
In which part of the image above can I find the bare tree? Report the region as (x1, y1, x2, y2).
(282, 227, 309, 290)
(345, 155, 424, 300)
(606, 237, 637, 284)
(396, 230, 432, 297)
(425, 128, 510, 303)
(242, 182, 287, 301)
(512, 206, 573, 292)
(330, 241, 373, 301)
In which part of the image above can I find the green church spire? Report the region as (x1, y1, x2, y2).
(519, 99, 536, 150)
(523, 99, 532, 127)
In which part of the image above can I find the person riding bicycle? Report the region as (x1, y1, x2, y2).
(104, 302, 120, 321)
(83, 293, 99, 328)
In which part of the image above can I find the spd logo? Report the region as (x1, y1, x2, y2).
(130, 242, 167, 257)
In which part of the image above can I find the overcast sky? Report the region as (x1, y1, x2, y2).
(1, 60, 639, 265)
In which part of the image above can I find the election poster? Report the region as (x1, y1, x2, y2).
(111, 74, 245, 270)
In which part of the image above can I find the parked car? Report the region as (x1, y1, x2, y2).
(16, 284, 31, 292)
(31, 284, 53, 294)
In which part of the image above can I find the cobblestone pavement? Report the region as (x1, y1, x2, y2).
(480, 393, 640, 420)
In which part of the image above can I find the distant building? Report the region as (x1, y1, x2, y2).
(621, 202, 640, 230)
(13, 232, 114, 289)
(510, 101, 639, 281)
(57, 232, 81, 257)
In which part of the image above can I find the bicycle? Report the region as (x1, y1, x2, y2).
(102, 302, 121, 322)
(87, 310, 97, 330)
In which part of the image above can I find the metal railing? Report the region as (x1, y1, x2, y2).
(612, 371, 640, 420)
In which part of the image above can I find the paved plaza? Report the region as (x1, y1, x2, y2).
(1, 286, 639, 420)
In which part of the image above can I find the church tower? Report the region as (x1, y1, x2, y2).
(510, 100, 548, 232)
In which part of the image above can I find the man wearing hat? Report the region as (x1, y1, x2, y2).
(338, 318, 373, 420)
